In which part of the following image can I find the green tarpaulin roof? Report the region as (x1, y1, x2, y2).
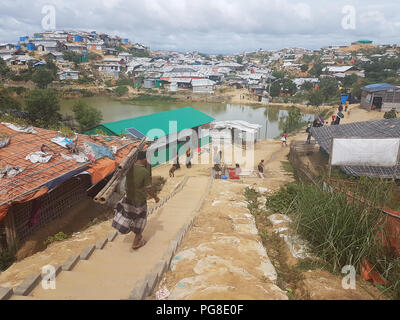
(88, 107, 215, 138)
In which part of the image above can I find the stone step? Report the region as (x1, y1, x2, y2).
(71, 260, 149, 279)
(9, 295, 39, 300)
(30, 271, 137, 300)
(84, 246, 162, 265)
(25, 176, 209, 300)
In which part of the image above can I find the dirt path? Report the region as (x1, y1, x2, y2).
(152, 105, 387, 300)
(156, 180, 287, 300)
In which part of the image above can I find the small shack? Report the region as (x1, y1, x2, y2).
(311, 118, 400, 179)
(210, 120, 262, 146)
(58, 69, 79, 81)
(86, 107, 215, 166)
(192, 79, 215, 94)
(0, 123, 141, 251)
(168, 78, 192, 90)
(360, 83, 400, 112)
(143, 78, 155, 89)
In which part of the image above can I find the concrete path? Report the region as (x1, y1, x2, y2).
(155, 179, 288, 300)
(10, 176, 209, 300)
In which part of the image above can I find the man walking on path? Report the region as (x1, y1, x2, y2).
(118, 151, 160, 250)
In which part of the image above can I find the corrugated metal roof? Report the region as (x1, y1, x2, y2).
(324, 66, 354, 73)
(0, 124, 139, 211)
(93, 107, 215, 139)
(362, 83, 395, 93)
(191, 79, 215, 86)
(311, 118, 400, 179)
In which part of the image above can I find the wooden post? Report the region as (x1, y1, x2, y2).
(394, 143, 400, 182)
(328, 138, 334, 179)
(4, 209, 17, 251)
(94, 138, 146, 204)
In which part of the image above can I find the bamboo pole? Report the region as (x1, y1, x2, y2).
(4, 209, 17, 250)
(94, 138, 147, 205)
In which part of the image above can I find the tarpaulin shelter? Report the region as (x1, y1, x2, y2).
(85, 107, 215, 166)
(0, 123, 141, 250)
(311, 118, 400, 179)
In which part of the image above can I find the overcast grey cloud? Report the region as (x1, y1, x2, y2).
(0, 0, 399, 53)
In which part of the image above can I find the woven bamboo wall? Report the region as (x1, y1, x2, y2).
(8, 174, 92, 247)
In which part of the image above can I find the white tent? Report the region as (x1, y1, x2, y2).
(209, 120, 262, 143)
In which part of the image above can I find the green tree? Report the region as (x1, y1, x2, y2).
(0, 57, 9, 77)
(25, 89, 61, 126)
(270, 82, 281, 97)
(63, 50, 82, 64)
(301, 81, 314, 91)
(300, 64, 309, 72)
(351, 82, 363, 100)
(0, 89, 22, 110)
(45, 59, 58, 77)
(72, 101, 103, 132)
(114, 85, 129, 96)
(281, 78, 297, 95)
(384, 109, 397, 119)
(115, 46, 127, 53)
(301, 54, 315, 64)
(265, 107, 280, 123)
(319, 77, 339, 101)
(236, 56, 243, 64)
(88, 52, 102, 61)
(279, 106, 303, 132)
(342, 74, 359, 88)
(216, 55, 224, 61)
(308, 89, 324, 107)
(32, 68, 54, 89)
(129, 50, 150, 58)
(310, 63, 324, 77)
(272, 70, 285, 79)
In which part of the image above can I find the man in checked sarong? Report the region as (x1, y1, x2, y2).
(122, 151, 159, 250)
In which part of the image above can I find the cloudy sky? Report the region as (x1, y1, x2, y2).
(1, 0, 400, 53)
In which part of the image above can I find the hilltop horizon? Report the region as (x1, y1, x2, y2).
(0, 28, 395, 56)
(1, 0, 400, 54)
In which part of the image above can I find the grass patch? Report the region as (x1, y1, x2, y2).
(317, 108, 334, 120)
(265, 182, 301, 215)
(244, 187, 262, 215)
(265, 179, 400, 299)
(260, 227, 303, 299)
(296, 258, 331, 273)
(281, 161, 294, 174)
(244, 187, 303, 299)
(44, 232, 70, 245)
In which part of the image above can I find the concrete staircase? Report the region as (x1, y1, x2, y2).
(1, 176, 211, 300)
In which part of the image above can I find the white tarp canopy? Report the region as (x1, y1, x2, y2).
(331, 138, 400, 167)
(211, 120, 262, 134)
(209, 120, 262, 143)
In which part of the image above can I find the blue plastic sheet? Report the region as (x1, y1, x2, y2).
(84, 141, 115, 160)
